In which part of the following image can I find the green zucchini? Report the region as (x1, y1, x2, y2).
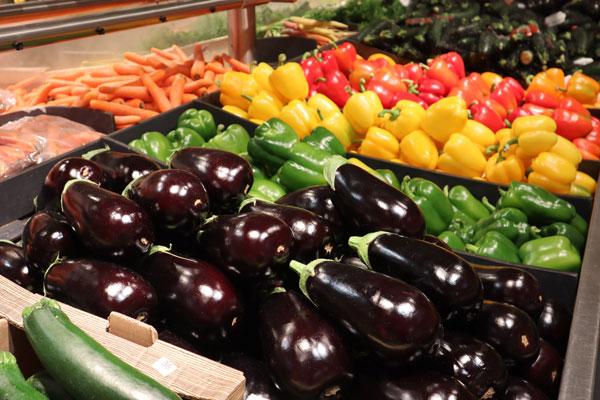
(27, 371, 74, 400)
(0, 352, 48, 400)
(22, 299, 181, 400)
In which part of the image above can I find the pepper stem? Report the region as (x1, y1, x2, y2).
(348, 231, 387, 268)
(485, 144, 499, 156)
(359, 78, 367, 93)
(481, 196, 496, 212)
(289, 259, 326, 301)
(465, 244, 478, 253)
(81, 145, 110, 160)
(323, 155, 347, 190)
(241, 94, 253, 102)
(378, 109, 401, 121)
(22, 298, 61, 320)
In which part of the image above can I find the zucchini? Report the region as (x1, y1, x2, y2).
(27, 371, 74, 400)
(0, 352, 48, 400)
(22, 299, 181, 400)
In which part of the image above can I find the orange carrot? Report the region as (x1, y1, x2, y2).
(29, 83, 55, 105)
(46, 95, 79, 106)
(222, 54, 250, 73)
(49, 70, 86, 81)
(196, 87, 208, 97)
(8, 74, 43, 90)
(190, 60, 205, 80)
(184, 79, 212, 93)
(48, 78, 86, 87)
(171, 45, 189, 62)
(146, 55, 169, 69)
(163, 75, 177, 87)
(203, 70, 215, 82)
(141, 73, 171, 112)
(206, 84, 219, 94)
(161, 65, 191, 82)
(144, 102, 158, 111)
(124, 52, 150, 66)
(81, 75, 140, 87)
(206, 61, 226, 74)
(169, 74, 186, 107)
(70, 86, 89, 95)
(116, 124, 135, 130)
(150, 70, 167, 82)
(89, 99, 159, 119)
(90, 68, 117, 78)
(126, 98, 145, 108)
(182, 93, 198, 102)
(113, 63, 143, 76)
(97, 93, 114, 101)
(194, 43, 205, 62)
(114, 115, 142, 125)
(151, 47, 178, 61)
(97, 79, 143, 94)
(54, 93, 70, 100)
(48, 86, 74, 97)
(74, 91, 97, 108)
(112, 98, 126, 104)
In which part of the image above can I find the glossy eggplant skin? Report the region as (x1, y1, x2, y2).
(62, 180, 154, 261)
(141, 250, 243, 344)
(537, 300, 572, 354)
(90, 150, 160, 193)
(170, 147, 252, 212)
(259, 290, 352, 399)
(221, 354, 283, 400)
(330, 163, 425, 237)
(277, 185, 344, 234)
(198, 212, 293, 279)
(0, 242, 39, 291)
(21, 211, 78, 271)
(339, 255, 369, 270)
(240, 200, 334, 261)
(422, 234, 452, 251)
(302, 261, 442, 364)
(364, 233, 483, 321)
(44, 258, 157, 321)
(127, 169, 209, 235)
(518, 339, 562, 397)
(475, 301, 541, 365)
(37, 157, 107, 210)
(158, 329, 201, 355)
(475, 266, 544, 317)
(502, 377, 549, 400)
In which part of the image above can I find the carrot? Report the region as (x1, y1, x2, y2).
(29, 83, 55, 105)
(126, 98, 145, 108)
(124, 51, 150, 66)
(90, 67, 117, 78)
(151, 47, 178, 61)
(169, 74, 186, 107)
(141, 73, 172, 112)
(110, 86, 151, 101)
(8, 74, 43, 90)
(206, 84, 219, 94)
(48, 86, 74, 97)
(194, 43, 205, 62)
(116, 124, 135, 130)
(161, 65, 191, 82)
(48, 78, 86, 87)
(81, 75, 140, 87)
(97, 79, 142, 94)
(49, 70, 86, 81)
(114, 115, 142, 125)
(146, 56, 168, 69)
(196, 87, 208, 97)
(203, 70, 215, 82)
(206, 61, 226, 74)
(144, 102, 158, 111)
(71, 86, 89, 95)
(54, 93, 70, 99)
(184, 79, 212, 93)
(222, 54, 250, 73)
(46, 95, 79, 106)
(113, 63, 143, 76)
(97, 93, 114, 101)
(89, 99, 159, 119)
(171, 45, 189, 62)
(190, 60, 205, 80)
(74, 91, 97, 108)
(150, 69, 167, 82)
(183, 93, 198, 102)
(112, 98, 126, 104)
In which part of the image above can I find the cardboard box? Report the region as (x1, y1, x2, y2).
(0, 275, 245, 400)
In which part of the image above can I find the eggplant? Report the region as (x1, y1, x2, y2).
(349, 232, 482, 321)
(259, 290, 352, 399)
(518, 339, 562, 397)
(324, 157, 425, 237)
(537, 300, 572, 353)
(475, 266, 544, 317)
(170, 147, 252, 212)
(240, 199, 335, 261)
(44, 258, 157, 321)
(21, 211, 78, 271)
(339, 255, 368, 270)
(198, 212, 293, 279)
(475, 301, 541, 365)
(37, 157, 107, 211)
(158, 329, 202, 355)
(0, 241, 39, 291)
(85, 149, 161, 193)
(422, 234, 452, 251)
(221, 354, 283, 400)
(61, 180, 154, 261)
(140, 248, 243, 345)
(502, 377, 549, 400)
(290, 259, 442, 364)
(125, 169, 209, 235)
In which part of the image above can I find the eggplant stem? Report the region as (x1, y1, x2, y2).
(289, 259, 325, 302)
(148, 244, 172, 256)
(323, 155, 347, 190)
(348, 232, 386, 268)
(81, 145, 110, 160)
(121, 173, 145, 198)
(43, 254, 67, 296)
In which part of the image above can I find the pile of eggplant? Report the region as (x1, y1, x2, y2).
(0, 148, 572, 400)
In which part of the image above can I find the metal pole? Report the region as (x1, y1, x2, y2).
(227, 5, 256, 63)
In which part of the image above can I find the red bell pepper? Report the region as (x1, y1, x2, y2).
(507, 107, 530, 123)
(558, 96, 591, 118)
(483, 98, 507, 119)
(500, 77, 525, 103)
(470, 103, 505, 132)
(317, 70, 351, 108)
(392, 91, 428, 108)
(553, 108, 593, 140)
(440, 51, 465, 79)
(333, 42, 357, 75)
(418, 78, 446, 97)
(301, 56, 324, 97)
(349, 59, 376, 90)
(578, 149, 600, 160)
(404, 62, 425, 84)
(490, 81, 518, 113)
(418, 92, 442, 106)
(574, 138, 600, 157)
(586, 117, 600, 146)
(524, 89, 561, 109)
(426, 57, 459, 94)
(507, 103, 552, 122)
(317, 50, 340, 75)
(466, 73, 491, 98)
(369, 57, 390, 69)
(393, 64, 409, 80)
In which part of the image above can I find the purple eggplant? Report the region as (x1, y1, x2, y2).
(158, 329, 202, 355)
(324, 157, 425, 237)
(339, 254, 368, 270)
(475, 266, 544, 317)
(537, 300, 572, 354)
(259, 290, 352, 399)
(518, 339, 562, 397)
(44, 258, 157, 321)
(475, 301, 541, 365)
(422, 234, 452, 251)
(198, 212, 293, 279)
(240, 199, 335, 261)
(170, 147, 252, 212)
(277, 185, 344, 234)
(0, 241, 39, 291)
(140, 248, 243, 345)
(37, 157, 107, 211)
(290, 259, 442, 364)
(21, 211, 78, 271)
(349, 232, 482, 321)
(502, 377, 549, 400)
(85, 148, 160, 192)
(61, 180, 154, 261)
(125, 169, 209, 235)
(221, 354, 283, 400)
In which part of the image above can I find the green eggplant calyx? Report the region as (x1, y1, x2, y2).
(22, 298, 61, 320)
(81, 146, 110, 160)
(0, 351, 17, 364)
(238, 196, 273, 212)
(289, 259, 327, 301)
(60, 178, 100, 214)
(120, 173, 145, 198)
(348, 231, 387, 268)
(0, 239, 15, 245)
(43, 255, 67, 297)
(270, 287, 287, 295)
(148, 245, 172, 256)
(323, 155, 347, 190)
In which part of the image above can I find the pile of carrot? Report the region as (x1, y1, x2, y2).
(5, 43, 250, 130)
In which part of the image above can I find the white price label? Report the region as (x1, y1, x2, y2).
(152, 357, 177, 377)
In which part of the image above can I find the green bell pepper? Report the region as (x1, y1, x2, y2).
(177, 108, 217, 141)
(302, 127, 346, 156)
(128, 139, 149, 156)
(277, 161, 327, 191)
(471, 219, 536, 247)
(204, 124, 250, 154)
(128, 131, 173, 162)
(497, 182, 576, 223)
(249, 118, 299, 164)
(167, 127, 205, 150)
(570, 213, 588, 236)
(519, 236, 581, 271)
(540, 222, 585, 251)
(247, 179, 287, 202)
(438, 231, 466, 251)
(251, 164, 267, 180)
(471, 207, 529, 239)
(270, 172, 285, 186)
(448, 185, 490, 222)
(402, 177, 454, 235)
(288, 142, 332, 174)
(451, 205, 477, 226)
(376, 169, 401, 190)
(466, 231, 521, 264)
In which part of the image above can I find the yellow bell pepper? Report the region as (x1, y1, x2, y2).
(367, 53, 396, 66)
(343, 90, 383, 136)
(348, 157, 380, 176)
(219, 71, 259, 111)
(573, 171, 597, 194)
(421, 96, 468, 143)
(530, 152, 577, 186)
(250, 118, 265, 125)
(251, 63, 277, 93)
(567, 71, 600, 105)
(377, 100, 426, 140)
(485, 154, 525, 185)
(528, 172, 571, 195)
(308, 93, 340, 119)
(399, 129, 438, 169)
(438, 133, 486, 178)
(512, 115, 556, 136)
(319, 112, 355, 148)
(247, 91, 283, 121)
(461, 120, 496, 152)
(358, 127, 399, 160)
(514, 130, 558, 159)
(481, 72, 503, 90)
(222, 105, 249, 119)
(550, 136, 582, 166)
(495, 128, 516, 156)
(269, 62, 309, 102)
(279, 99, 319, 139)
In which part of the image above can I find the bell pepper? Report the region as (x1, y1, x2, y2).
(467, 73, 491, 98)
(483, 99, 508, 119)
(541, 222, 585, 251)
(527, 68, 566, 99)
(574, 138, 600, 158)
(343, 90, 383, 136)
(566, 71, 600, 105)
(447, 185, 490, 222)
(251, 63, 279, 97)
(481, 72, 502, 89)
(358, 127, 399, 160)
(571, 213, 588, 236)
(269, 62, 309, 102)
(177, 108, 218, 141)
(333, 42, 357, 75)
(247, 178, 287, 202)
(204, 124, 249, 154)
(250, 163, 267, 180)
(129, 131, 173, 163)
(276, 161, 327, 191)
(558, 97, 590, 118)
(421, 96, 468, 143)
(316, 50, 340, 75)
(426, 57, 459, 94)
(512, 115, 556, 136)
(528, 171, 570, 195)
(399, 129, 438, 169)
(531, 151, 577, 186)
(495, 128, 517, 154)
(448, 218, 475, 245)
(319, 111, 355, 148)
(472, 216, 536, 247)
(349, 59, 377, 89)
(247, 91, 283, 122)
(475, 207, 528, 225)
(248, 118, 298, 172)
(392, 91, 428, 108)
(461, 120, 496, 152)
(401, 176, 454, 235)
(220, 71, 260, 111)
(367, 53, 395, 66)
(497, 182, 576, 223)
(501, 77, 525, 103)
(466, 231, 521, 264)
(302, 127, 345, 156)
(519, 236, 581, 271)
(166, 127, 205, 150)
(549, 136, 581, 166)
(418, 78, 446, 105)
(317, 70, 351, 108)
(573, 171, 597, 194)
(308, 93, 340, 119)
(367, 68, 407, 108)
(524, 90, 561, 109)
(222, 105, 248, 120)
(279, 100, 319, 139)
(378, 100, 425, 140)
(404, 62, 425, 85)
(585, 117, 600, 146)
(553, 108, 593, 140)
(438, 231, 466, 251)
(490, 81, 518, 114)
(450, 204, 477, 226)
(440, 52, 466, 79)
(485, 154, 525, 185)
(470, 103, 505, 133)
(570, 183, 592, 197)
(438, 133, 486, 178)
(377, 169, 401, 190)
